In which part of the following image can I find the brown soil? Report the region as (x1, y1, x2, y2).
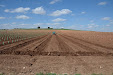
(0, 30, 113, 75)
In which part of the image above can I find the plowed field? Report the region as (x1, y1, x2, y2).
(0, 30, 113, 75)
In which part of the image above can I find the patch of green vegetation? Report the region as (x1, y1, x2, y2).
(35, 73, 106, 75)
(36, 73, 57, 75)
(0, 73, 4, 75)
(0, 73, 111, 75)
(91, 74, 103, 75)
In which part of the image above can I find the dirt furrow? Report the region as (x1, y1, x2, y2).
(62, 34, 113, 51)
(60, 35, 100, 52)
(57, 34, 89, 52)
(0, 34, 48, 55)
(14, 34, 51, 52)
(56, 35, 74, 52)
(31, 35, 52, 55)
(0, 34, 48, 50)
(61, 34, 113, 53)
(43, 35, 66, 52)
(12, 34, 113, 56)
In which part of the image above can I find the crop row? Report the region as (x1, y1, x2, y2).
(0, 30, 50, 46)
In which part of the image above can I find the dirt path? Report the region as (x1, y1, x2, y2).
(43, 35, 61, 52)
(44, 35, 74, 52)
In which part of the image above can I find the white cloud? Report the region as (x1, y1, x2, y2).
(50, 9, 72, 16)
(51, 23, 61, 25)
(2, 24, 9, 26)
(88, 25, 93, 28)
(0, 17, 6, 19)
(106, 25, 110, 27)
(102, 17, 110, 20)
(4, 7, 30, 13)
(16, 15, 30, 19)
(46, 23, 60, 25)
(32, 7, 46, 15)
(12, 22, 16, 24)
(98, 2, 107, 5)
(61, 27, 64, 29)
(90, 20, 94, 22)
(81, 12, 86, 14)
(34, 23, 44, 26)
(52, 18, 66, 22)
(4, 9, 9, 12)
(87, 23, 99, 28)
(49, 0, 61, 4)
(19, 24, 30, 26)
(34, 23, 61, 26)
(0, 5, 5, 7)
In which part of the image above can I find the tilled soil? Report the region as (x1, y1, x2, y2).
(0, 30, 113, 75)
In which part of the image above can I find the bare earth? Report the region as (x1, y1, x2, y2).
(0, 30, 113, 75)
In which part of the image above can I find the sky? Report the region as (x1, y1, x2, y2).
(0, 0, 113, 32)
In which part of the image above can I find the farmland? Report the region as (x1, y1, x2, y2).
(0, 29, 113, 75)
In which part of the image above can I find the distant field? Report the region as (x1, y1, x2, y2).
(0, 30, 113, 75)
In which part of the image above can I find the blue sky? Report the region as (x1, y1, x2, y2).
(0, 0, 113, 32)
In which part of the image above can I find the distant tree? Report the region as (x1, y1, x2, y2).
(38, 26, 40, 29)
(48, 27, 50, 29)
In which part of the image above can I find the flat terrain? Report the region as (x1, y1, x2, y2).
(0, 30, 113, 75)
